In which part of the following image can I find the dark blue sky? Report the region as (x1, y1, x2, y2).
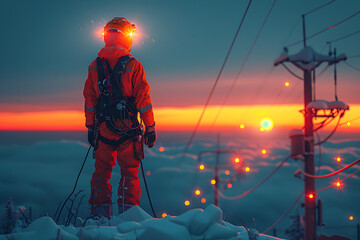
(0, 0, 359, 110)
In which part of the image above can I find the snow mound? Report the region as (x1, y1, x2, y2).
(0, 205, 284, 240)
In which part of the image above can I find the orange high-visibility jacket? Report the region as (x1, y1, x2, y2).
(83, 55, 155, 134)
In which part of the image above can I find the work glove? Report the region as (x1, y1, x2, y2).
(87, 125, 96, 147)
(144, 123, 156, 148)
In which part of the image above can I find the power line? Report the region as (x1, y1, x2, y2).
(180, 0, 253, 163)
(303, 0, 336, 16)
(287, 10, 360, 48)
(299, 158, 360, 179)
(281, 63, 304, 80)
(262, 191, 304, 234)
(327, 29, 360, 44)
(210, 0, 277, 128)
(339, 115, 360, 126)
(343, 61, 360, 71)
(217, 155, 290, 200)
(347, 54, 360, 59)
(316, 167, 360, 193)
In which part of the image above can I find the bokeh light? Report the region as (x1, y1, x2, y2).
(159, 146, 165, 152)
(146, 171, 151, 176)
(225, 170, 230, 175)
(162, 213, 167, 218)
(260, 118, 274, 131)
(199, 164, 205, 170)
(184, 200, 190, 206)
(285, 82, 290, 87)
(240, 124, 245, 129)
(261, 149, 267, 155)
(195, 189, 201, 196)
(211, 179, 216, 185)
(349, 216, 354, 221)
(227, 183, 232, 188)
(201, 198, 207, 203)
(245, 167, 250, 172)
(234, 157, 240, 163)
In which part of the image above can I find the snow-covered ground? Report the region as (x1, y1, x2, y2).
(0, 131, 359, 239)
(0, 204, 283, 240)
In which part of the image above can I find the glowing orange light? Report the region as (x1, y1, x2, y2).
(285, 82, 290, 87)
(227, 183, 232, 188)
(346, 122, 351, 126)
(211, 179, 216, 185)
(240, 124, 245, 129)
(201, 198, 206, 203)
(225, 170, 230, 175)
(336, 156, 342, 162)
(245, 167, 250, 172)
(129, 32, 134, 37)
(308, 193, 314, 199)
(184, 200, 190, 206)
(336, 181, 341, 187)
(195, 189, 201, 196)
(146, 171, 151, 176)
(159, 146, 165, 152)
(199, 164, 205, 170)
(162, 213, 167, 218)
(261, 149, 267, 155)
(234, 158, 240, 163)
(349, 216, 354, 221)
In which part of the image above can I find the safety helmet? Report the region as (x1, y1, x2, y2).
(104, 17, 136, 37)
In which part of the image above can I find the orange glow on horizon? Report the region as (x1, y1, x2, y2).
(0, 104, 360, 131)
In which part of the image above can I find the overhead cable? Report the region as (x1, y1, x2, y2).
(180, 0, 253, 163)
(281, 63, 304, 80)
(327, 29, 360, 44)
(316, 168, 360, 193)
(210, 0, 277, 128)
(217, 155, 290, 200)
(287, 10, 360, 48)
(262, 191, 304, 234)
(303, 0, 336, 16)
(339, 115, 360, 126)
(299, 158, 360, 179)
(343, 61, 360, 71)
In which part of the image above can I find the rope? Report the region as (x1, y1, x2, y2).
(287, 10, 360, 48)
(180, 0, 253, 164)
(217, 155, 291, 200)
(210, 0, 277, 128)
(56, 146, 92, 223)
(140, 160, 157, 218)
(262, 191, 304, 234)
(298, 158, 360, 179)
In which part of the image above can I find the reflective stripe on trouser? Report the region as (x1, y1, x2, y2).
(89, 137, 141, 217)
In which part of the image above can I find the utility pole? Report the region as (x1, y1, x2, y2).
(274, 14, 346, 240)
(197, 136, 245, 208)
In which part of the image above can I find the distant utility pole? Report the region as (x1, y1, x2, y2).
(197, 134, 244, 208)
(274, 15, 346, 240)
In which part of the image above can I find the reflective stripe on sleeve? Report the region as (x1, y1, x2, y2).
(85, 103, 97, 112)
(138, 103, 152, 113)
(125, 68, 133, 72)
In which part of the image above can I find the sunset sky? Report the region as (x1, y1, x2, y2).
(0, 0, 359, 131)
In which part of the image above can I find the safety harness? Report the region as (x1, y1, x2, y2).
(95, 56, 142, 146)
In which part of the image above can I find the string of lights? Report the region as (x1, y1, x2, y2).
(262, 191, 304, 234)
(180, 0, 253, 164)
(216, 155, 291, 200)
(286, 10, 360, 48)
(316, 168, 360, 193)
(210, 0, 277, 128)
(299, 158, 360, 179)
(303, 0, 336, 16)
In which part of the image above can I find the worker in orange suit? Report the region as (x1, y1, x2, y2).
(83, 17, 156, 218)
